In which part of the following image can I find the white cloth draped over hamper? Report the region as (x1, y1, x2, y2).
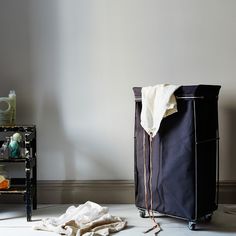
(141, 84, 180, 138)
(33, 201, 127, 236)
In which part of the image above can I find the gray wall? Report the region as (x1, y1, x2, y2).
(0, 0, 236, 181)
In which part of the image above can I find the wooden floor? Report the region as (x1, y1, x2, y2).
(0, 204, 236, 235)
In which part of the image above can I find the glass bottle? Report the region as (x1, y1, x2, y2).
(9, 90, 16, 124)
(0, 164, 10, 189)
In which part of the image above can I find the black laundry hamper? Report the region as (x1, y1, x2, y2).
(133, 85, 221, 230)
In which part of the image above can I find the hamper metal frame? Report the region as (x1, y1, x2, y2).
(134, 94, 220, 229)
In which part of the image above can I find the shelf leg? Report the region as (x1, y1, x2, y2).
(32, 137, 37, 210)
(25, 160, 32, 221)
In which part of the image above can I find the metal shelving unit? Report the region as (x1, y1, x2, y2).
(0, 125, 37, 221)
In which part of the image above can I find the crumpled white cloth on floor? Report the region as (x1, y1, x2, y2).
(141, 84, 180, 137)
(33, 201, 127, 236)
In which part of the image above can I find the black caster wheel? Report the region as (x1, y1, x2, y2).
(204, 214, 212, 223)
(139, 210, 146, 218)
(188, 221, 196, 230)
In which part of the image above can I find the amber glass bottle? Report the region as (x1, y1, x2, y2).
(0, 165, 10, 190)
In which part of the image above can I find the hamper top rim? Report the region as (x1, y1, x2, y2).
(133, 85, 221, 99)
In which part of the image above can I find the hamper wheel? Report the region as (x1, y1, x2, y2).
(188, 221, 196, 230)
(139, 210, 146, 218)
(204, 214, 212, 222)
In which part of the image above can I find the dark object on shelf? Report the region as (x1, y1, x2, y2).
(0, 125, 37, 221)
(133, 85, 221, 230)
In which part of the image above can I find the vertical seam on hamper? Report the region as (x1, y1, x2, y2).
(193, 99, 198, 221)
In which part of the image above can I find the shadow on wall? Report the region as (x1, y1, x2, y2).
(220, 105, 236, 180)
(39, 92, 75, 180)
(39, 91, 121, 201)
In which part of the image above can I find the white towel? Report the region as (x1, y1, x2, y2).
(33, 201, 127, 236)
(141, 84, 180, 138)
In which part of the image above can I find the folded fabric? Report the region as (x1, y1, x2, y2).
(141, 84, 180, 137)
(33, 201, 127, 236)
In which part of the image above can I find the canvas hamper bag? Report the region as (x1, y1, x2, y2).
(133, 85, 221, 230)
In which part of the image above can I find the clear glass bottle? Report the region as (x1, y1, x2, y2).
(9, 90, 16, 124)
(0, 164, 10, 189)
